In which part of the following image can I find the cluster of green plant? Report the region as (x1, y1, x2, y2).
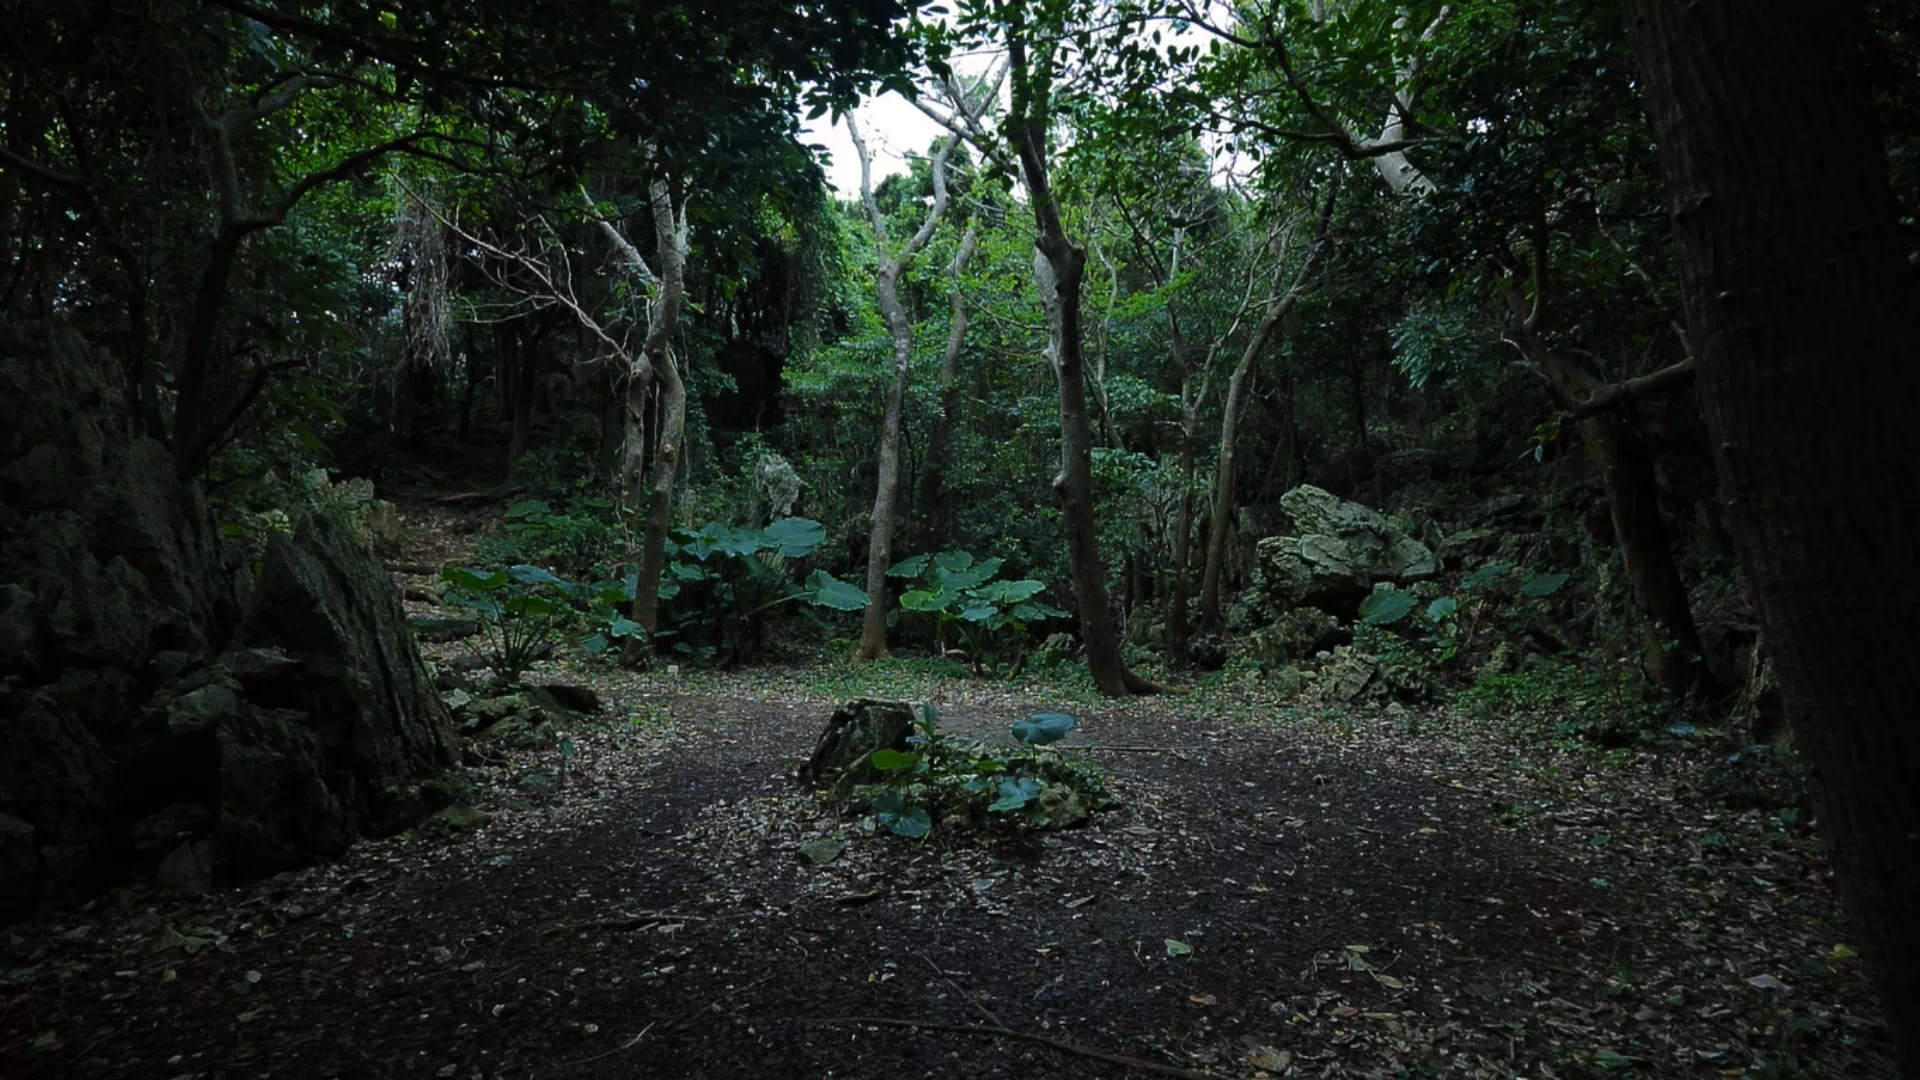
(478, 496, 624, 579)
(438, 565, 643, 685)
(843, 704, 1113, 839)
(1455, 662, 1670, 747)
(890, 552, 1065, 674)
(1350, 564, 1573, 694)
(654, 518, 867, 667)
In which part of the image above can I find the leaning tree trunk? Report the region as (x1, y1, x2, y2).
(1196, 326, 1265, 628)
(1624, 2, 1920, 1070)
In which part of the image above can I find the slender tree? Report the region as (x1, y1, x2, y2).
(846, 121, 960, 659)
(1622, 1, 1920, 1068)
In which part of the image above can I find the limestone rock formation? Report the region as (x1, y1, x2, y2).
(0, 326, 457, 923)
(1253, 485, 1439, 619)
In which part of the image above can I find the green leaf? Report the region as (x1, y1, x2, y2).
(871, 791, 932, 838)
(959, 603, 997, 622)
(1593, 1049, 1633, 1070)
(1426, 597, 1459, 621)
(978, 578, 1045, 603)
(581, 633, 610, 655)
(1520, 572, 1570, 597)
(1013, 712, 1075, 746)
(802, 570, 869, 611)
(508, 564, 566, 587)
(899, 588, 953, 613)
(608, 616, 644, 639)
(505, 594, 562, 618)
(933, 551, 974, 573)
(887, 553, 931, 578)
(1461, 563, 1512, 590)
(442, 567, 509, 592)
(1165, 939, 1192, 958)
(1359, 590, 1417, 626)
(762, 517, 826, 557)
(1013, 601, 1067, 621)
(870, 749, 921, 772)
(988, 777, 1044, 813)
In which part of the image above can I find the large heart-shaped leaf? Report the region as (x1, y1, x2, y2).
(899, 588, 954, 613)
(762, 517, 826, 558)
(442, 567, 509, 593)
(1359, 589, 1417, 626)
(978, 578, 1045, 603)
(932, 551, 974, 574)
(1520, 572, 1570, 598)
(1426, 596, 1459, 621)
(508, 564, 566, 588)
(802, 570, 869, 611)
(988, 777, 1044, 813)
(871, 791, 932, 838)
(1013, 712, 1076, 746)
(887, 553, 931, 579)
(1461, 563, 1513, 590)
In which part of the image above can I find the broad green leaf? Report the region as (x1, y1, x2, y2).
(608, 616, 644, 639)
(1013, 712, 1075, 746)
(508, 564, 565, 587)
(581, 633, 610, 655)
(1359, 589, 1417, 626)
(1462, 563, 1512, 590)
(762, 517, 826, 558)
(887, 553, 931, 578)
(1165, 939, 1192, 958)
(871, 791, 932, 838)
(988, 777, 1043, 813)
(442, 567, 508, 592)
(932, 551, 974, 573)
(899, 588, 953, 612)
(978, 578, 1045, 603)
(1520, 572, 1570, 597)
(802, 570, 869, 611)
(959, 603, 997, 622)
(869, 749, 921, 772)
(1426, 597, 1459, 621)
(505, 594, 562, 618)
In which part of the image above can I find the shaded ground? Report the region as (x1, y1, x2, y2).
(0, 495, 1895, 1079)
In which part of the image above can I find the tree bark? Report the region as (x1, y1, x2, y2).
(847, 118, 957, 660)
(917, 223, 980, 555)
(1583, 405, 1709, 696)
(623, 182, 689, 656)
(1196, 187, 1336, 628)
(1623, 2, 1920, 1069)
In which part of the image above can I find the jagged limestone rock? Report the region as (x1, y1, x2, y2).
(0, 329, 459, 918)
(1255, 485, 1439, 618)
(799, 699, 916, 793)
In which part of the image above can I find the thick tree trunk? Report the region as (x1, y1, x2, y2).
(1582, 407, 1710, 696)
(917, 225, 979, 554)
(1623, 2, 1920, 1069)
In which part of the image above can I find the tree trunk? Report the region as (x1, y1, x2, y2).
(1198, 309, 1283, 628)
(1168, 370, 1198, 664)
(848, 120, 957, 661)
(1623, 2, 1920, 1069)
(505, 327, 540, 485)
(1582, 407, 1710, 696)
(917, 224, 980, 554)
(1032, 248, 1140, 694)
(622, 183, 690, 658)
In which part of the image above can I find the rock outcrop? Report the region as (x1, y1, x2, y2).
(0, 326, 456, 923)
(1252, 485, 1439, 619)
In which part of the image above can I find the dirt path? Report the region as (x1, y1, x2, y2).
(0, 669, 1895, 1078)
(1, 495, 1894, 1078)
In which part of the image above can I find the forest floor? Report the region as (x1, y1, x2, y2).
(0, 494, 1897, 1080)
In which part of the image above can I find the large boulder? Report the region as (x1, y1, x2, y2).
(1253, 486, 1438, 619)
(0, 326, 456, 921)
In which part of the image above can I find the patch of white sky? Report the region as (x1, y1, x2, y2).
(799, 5, 1236, 197)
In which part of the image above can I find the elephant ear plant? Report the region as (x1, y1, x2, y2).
(439, 565, 643, 685)
(844, 704, 1113, 840)
(890, 551, 1065, 674)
